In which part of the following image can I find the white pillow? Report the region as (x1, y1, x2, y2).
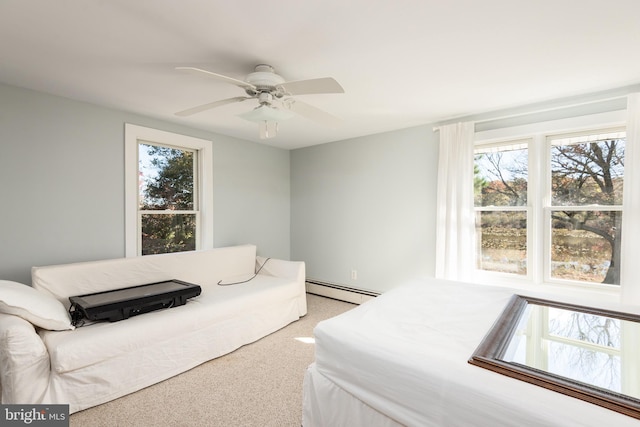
(0, 280, 74, 330)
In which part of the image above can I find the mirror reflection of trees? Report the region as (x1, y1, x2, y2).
(547, 308, 621, 392)
(474, 296, 640, 418)
(139, 144, 196, 255)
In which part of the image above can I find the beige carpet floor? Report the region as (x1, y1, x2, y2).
(69, 294, 355, 427)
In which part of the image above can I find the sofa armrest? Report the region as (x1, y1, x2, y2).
(0, 313, 50, 404)
(257, 257, 307, 316)
(256, 257, 305, 283)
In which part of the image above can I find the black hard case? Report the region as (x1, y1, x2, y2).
(69, 279, 201, 322)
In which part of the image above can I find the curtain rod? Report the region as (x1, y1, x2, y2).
(432, 94, 629, 132)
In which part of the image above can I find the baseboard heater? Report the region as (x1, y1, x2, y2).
(305, 279, 379, 305)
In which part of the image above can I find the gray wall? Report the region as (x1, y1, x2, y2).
(291, 126, 438, 293)
(0, 83, 290, 284)
(288, 87, 638, 294)
(4, 81, 634, 292)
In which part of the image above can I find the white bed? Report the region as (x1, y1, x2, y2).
(302, 279, 640, 427)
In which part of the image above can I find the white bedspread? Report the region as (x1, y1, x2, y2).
(310, 279, 640, 427)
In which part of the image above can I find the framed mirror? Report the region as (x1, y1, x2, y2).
(469, 295, 640, 420)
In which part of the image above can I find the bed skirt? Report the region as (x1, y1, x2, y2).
(303, 363, 403, 427)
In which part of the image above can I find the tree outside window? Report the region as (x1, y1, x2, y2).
(138, 143, 198, 255)
(549, 130, 625, 285)
(474, 142, 528, 276)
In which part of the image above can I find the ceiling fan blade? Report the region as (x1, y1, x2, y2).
(285, 99, 342, 128)
(277, 77, 344, 96)
(175, 96, 251, 117)
(176, 67, 256, 91)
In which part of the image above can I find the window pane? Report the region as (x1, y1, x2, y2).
(475, 211, 527, 275)
(474, 144, 528, 207)
(139, 143, 195, 210)
(550, 210, 621, 285)
(550, 133, 625, 206)
(141, 214, 196, 255)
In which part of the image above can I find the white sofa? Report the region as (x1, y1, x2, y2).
(0, 244, 306, 413)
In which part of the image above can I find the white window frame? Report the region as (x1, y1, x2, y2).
(543, 127, 625, 289)
(473, 110, 628, 295)
(125, 124, 213, 257)
(474, 138, 534, 282)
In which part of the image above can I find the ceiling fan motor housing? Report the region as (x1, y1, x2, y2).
(245, 64, 286, 97)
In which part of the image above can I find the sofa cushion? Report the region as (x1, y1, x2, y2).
(39, 274, 300, 374)
(0, 280, 73, 331)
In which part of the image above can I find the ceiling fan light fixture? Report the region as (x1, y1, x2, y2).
(259, 121, 279, 139)
(238, 104, 294, 123)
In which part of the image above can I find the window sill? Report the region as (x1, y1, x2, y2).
(473, 271, 622, 306)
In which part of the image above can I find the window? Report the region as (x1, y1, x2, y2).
(474, 125, 626, 287)
(125, 124, 213, 257)
(474, 141, 529, 276)
(138, 142, 197, 255)
(547, 129, 625, 285)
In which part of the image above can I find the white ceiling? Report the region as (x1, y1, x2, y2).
(1, 1, 639, 149)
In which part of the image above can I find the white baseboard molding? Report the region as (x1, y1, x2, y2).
(305, 279, 379, 305)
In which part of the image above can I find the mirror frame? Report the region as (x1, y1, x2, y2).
(469, 294, 640, 420)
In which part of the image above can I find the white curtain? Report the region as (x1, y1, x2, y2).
(621, 93, 640, 304)
(434, 122, 476, 281)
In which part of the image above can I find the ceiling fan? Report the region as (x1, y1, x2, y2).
(175, 64, 345, 139)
